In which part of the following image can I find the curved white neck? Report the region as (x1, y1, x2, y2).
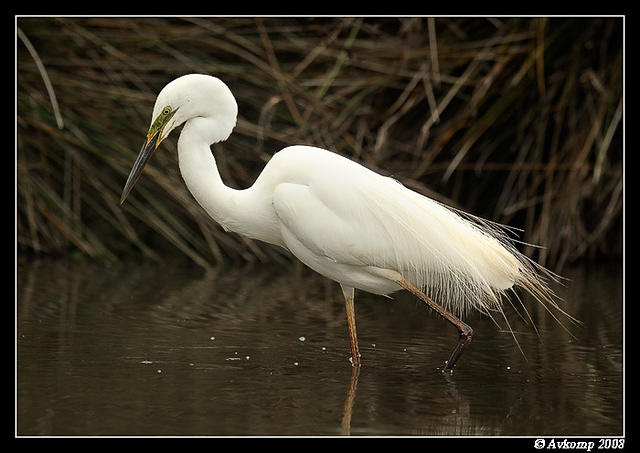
(177, 117, 283, 247)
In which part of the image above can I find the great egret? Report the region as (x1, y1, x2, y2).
(120, 74, 566, 372)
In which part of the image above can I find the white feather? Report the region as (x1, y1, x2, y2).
(265, 145, 554, 317)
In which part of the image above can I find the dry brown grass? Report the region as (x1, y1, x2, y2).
(17, 17, 622, 270)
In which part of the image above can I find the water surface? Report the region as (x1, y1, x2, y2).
(17, 258, 623, 436)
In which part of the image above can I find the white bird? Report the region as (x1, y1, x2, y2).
(120, 74, 568, 372)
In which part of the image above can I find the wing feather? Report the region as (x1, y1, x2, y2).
(269, 146, 556, 317)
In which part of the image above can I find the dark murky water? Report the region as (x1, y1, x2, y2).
(17, 258, 623, 436)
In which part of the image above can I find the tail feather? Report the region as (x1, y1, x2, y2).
(359, 175, 576, 329)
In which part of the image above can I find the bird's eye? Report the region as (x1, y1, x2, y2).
(163, 107, 171, 116)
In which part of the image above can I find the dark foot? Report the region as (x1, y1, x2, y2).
(442, 325, 473, 373)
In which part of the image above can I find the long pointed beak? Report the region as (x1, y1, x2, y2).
(120, 132, 161, 205)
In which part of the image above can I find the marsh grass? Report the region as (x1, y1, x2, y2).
(17, 17, 622, 270)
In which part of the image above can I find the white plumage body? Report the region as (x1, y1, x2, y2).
(179, 140, 526, 317)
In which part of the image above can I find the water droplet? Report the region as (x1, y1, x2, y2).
(210, 336, 216, 341)
(294, 362, 299, 366)
(141, 360, 153, 364)
(298, 336, 306, 342)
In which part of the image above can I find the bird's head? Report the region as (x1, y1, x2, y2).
(120, 74, 238, 205)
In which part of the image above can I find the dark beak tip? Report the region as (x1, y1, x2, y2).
(120, 133, 161, 206)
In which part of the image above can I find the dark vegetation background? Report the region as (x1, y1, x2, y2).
(17, 17, 623, 272)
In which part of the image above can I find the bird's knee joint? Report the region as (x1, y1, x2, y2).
(460, 325, 473, 342)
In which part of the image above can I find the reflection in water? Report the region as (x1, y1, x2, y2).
(17, 259, 622, 436)
(341, 366, 360, 435)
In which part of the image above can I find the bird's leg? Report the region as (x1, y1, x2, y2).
(395, 278, 473, 373)
(341, 285, 361, 367)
